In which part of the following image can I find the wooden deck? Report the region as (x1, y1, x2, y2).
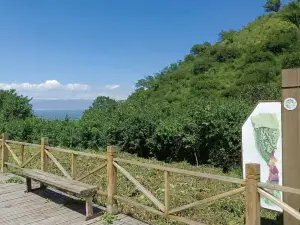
(0, 173, 148, 225)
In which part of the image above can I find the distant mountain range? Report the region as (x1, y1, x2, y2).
(31, 99, 93, 110)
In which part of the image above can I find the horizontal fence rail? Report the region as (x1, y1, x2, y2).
(1, 133, 300, 225)
(114, 158, 244, 184)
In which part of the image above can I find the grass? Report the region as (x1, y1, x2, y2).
(0, 143, 282, 225)
(101, 212, 118, 224)
(5, 176, 24, 184)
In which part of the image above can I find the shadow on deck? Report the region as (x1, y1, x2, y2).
(0, 173, 148, 225)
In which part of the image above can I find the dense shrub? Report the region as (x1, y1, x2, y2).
(0, 90, 33, 121)
(282, 52, 300, 69)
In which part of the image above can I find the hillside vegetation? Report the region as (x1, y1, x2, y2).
(1, 1, 300, 172)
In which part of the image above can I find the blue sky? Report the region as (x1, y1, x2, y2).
(0, 0, 268, 101)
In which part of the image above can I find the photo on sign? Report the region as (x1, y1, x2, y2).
(242, 101, 282, 212)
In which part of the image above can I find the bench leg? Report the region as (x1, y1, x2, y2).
(25, 178, 32, 193)
(85, 196, 93, 220)
(40, 182, 47, 189)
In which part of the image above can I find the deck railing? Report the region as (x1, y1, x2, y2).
(1, 133, 300, 225)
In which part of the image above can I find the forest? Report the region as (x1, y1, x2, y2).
(1, 0, 300, 171)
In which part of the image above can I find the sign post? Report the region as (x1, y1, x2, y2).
(282, 68, 300, 225)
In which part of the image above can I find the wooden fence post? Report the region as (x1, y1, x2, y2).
(71, 153, 77, 180)
(41, 137, 49, 172)
(245, 163, 260, 225)
(107, 145, 118, 214)
(20, 144, 24, 166)
(1, 133, 8, 173)
(164, 171, 170, 217)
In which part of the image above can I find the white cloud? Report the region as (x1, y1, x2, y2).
(0, 80, 90, 91)
(0, 80, 132, 101)
(105, 84, 120, 90)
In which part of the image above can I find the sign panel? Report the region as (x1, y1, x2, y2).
(242, 101, 282, 212)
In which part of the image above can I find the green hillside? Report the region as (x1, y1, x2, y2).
(131, 1, 300, 104)
(1, 1, 300, 172)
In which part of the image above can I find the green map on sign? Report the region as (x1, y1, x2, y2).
(251, 113, 281, 207)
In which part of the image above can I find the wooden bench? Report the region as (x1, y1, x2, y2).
(19, 168, 98, 220)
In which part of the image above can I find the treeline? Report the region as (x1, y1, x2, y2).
(1, 1, 300, 171)
(0, 94, 252, 171)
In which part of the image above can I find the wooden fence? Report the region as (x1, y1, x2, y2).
(1, 133, 300, 225)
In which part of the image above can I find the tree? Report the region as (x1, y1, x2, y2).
(64, 114, 70, 121)
(190, 42, 211, 56)
(282, 52, 300, 69)
(90, 96, 118, 112)
(219, 29, 236, 42)
(0, 89, 33, 121)
(264, 0, 282, 12)
(280, 1, 300, 26)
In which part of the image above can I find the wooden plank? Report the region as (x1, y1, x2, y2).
(71, 153, 77, 180)
(258, 182, 300, 196)
(41, 137, 49, 172)
(0, 188, 28, 201)
(0, 196, 43, 211)
(45, 149, 72, 179)
(113, 195, 164, 216)
(0, 196, 59, 214)
(245, 163, 260, 225)
(0, 174, 147, 225)
(6, 140, 41, 148)
(282, 68, 300, 88)
(25, 198, 85, 224)
(164, 170, 170, 216)
(168, 215, 206, 225)
(0, 188, 86, 224)
(114, 158, 244, 184)
(97, 190, 107, 196)
(258, 188, 300, 220)
(0, 193, 53, 210)
(113, 161, 165, 212)
(282, 68, 300, 225)
(76, 162, 107, 181)
(0, 194, 46, 208)
(46, 146, 106, 160)
(22, 169, 95, 192)
(0, 182, 25, 191)
(0, 193, 34, 207)
(28, 169, 97, 190)
(0, 201, 64, 222)
(1, 133, 8, 173)
(19, 169, 98, 196)
(169, 187, 245, 214)
(31, 210, 84, 225)
(21, 150, 40, 168)
(29, 209, 80, 225)
(5, 162, 20, 168)
(20, 144, 24, 165)
(5, 143, 21, 166)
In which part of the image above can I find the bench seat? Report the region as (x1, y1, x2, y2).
(19, 168, 98, 219)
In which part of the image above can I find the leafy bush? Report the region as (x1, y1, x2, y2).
(0, 90, 33, 121)
(281, 2, 300, 26)
(210, 45, 241, 63)
(192, 58, 213, 75)
(282, 52, 300, 69)
(243, 51, 274, 64)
